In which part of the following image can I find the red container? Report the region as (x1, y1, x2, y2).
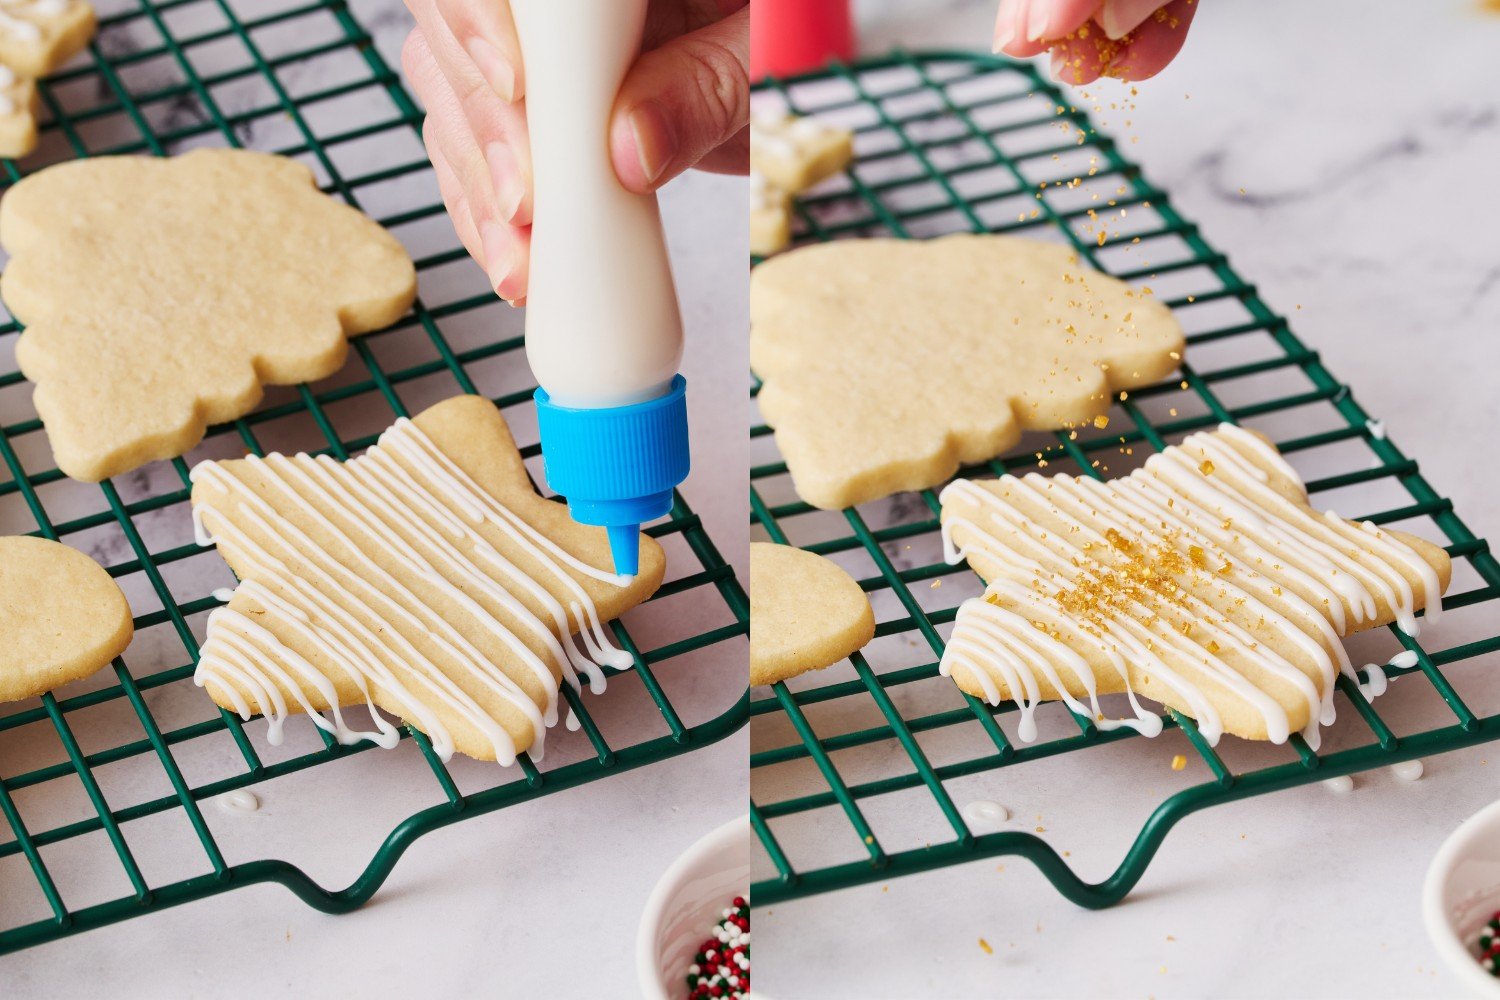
(750, 0, 857, 82)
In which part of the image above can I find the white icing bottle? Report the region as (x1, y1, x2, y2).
(511, 0, 691, 577)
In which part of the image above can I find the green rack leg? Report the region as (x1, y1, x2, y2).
(749, 50, 1500, 908)
(0, 0, 748, 955)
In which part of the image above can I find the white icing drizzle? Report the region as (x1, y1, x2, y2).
(191, 417, 634, 764)
(938, 425, 1443, 748)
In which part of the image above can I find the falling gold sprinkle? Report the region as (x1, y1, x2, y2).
(1171, 755, 1187, 771)
(1093, 415, 1110, 429)
(979, 938, 993, 955)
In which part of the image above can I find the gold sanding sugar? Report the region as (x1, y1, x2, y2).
(1093, 415, 1110, 429)
(1171, 754, 1187, 771)
(979, 938, 993, 955)
(1199, 459, 1215, 476)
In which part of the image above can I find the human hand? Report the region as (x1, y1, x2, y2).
(993, 0, 1199, 85)
(401, 0, 749, 305)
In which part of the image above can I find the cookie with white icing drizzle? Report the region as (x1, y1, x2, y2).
(190, 395, 666, 765)
(0, 0, 94, 157)
(939, 425, 1450, 748)
(0, 64, 38, 158)
(0, 0, 93, 78)
(749, 110, 852, 196)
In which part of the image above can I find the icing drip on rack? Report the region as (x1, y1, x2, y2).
(191, 416, 634, 765)
(939, 424, 1444, 749)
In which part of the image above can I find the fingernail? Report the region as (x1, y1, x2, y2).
(486, 142, 529, 225)
(627, 100, 678, 187)
(1026, 2, 1051, 41)
(992, 6, 1016, 52)
(479, 220, 510, 293)
(466, 37, 517, 102)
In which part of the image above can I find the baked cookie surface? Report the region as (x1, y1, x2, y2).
(2, 148, 417, 481)
(940, 425, 1450, 747)
(750, 542, 874, 686)
(750, 234, 1186, 509)
(190, 395, 665, 764)
(0, 535, 133, 702)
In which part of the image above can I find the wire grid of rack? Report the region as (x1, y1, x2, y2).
(0, 0, 747, 954)
(748, 51, 1500, 907)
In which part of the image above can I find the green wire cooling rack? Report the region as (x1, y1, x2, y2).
(0, 0, 747, 954)
(749, 51, 1500, 908)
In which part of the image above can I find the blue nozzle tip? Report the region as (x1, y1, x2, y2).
(606, 524, 640, 577)
(534, 375, 690, 578)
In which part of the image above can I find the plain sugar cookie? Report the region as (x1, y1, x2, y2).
(190, 395, 666, 765)
(750, 234, 1186, 509)
(2, 148, 418, 482)
(750, 542, 875, 686)
(940, 425, 1450, 747)
(0, 535, 133, 702)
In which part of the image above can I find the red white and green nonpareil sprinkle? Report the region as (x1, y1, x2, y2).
(1475, 910, 1500, 976)
(685, 895, 749, 999)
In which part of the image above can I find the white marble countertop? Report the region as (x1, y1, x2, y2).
(754, 0, 1500, 997)
(0, 0, 747, 994)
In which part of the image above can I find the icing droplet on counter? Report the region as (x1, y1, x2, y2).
(1391, 759, 1424, 782)
(962, 799, 1010, 825)
(218, 789, 260, 813)
(1323, 775, 1354, 794)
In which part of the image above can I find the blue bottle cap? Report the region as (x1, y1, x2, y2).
(534, 374, 689, 576)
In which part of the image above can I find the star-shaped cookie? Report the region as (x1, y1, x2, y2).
(1, 148, 417, 481)
(751, 234, 1186, 509)
(940, 425, 1450, 747)
(190, 395, 666, 764)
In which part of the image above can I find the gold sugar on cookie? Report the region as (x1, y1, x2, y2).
(939, 425, 1450, 747)
(189, 395, 665, 764)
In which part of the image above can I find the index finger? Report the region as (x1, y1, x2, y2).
(434, 0, 524, 102)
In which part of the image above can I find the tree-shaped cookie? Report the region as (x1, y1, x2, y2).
(750, 234, 1186, 509)
(0, 0, 97, 158)
(1, 535, 132, 702)
(1, 148, 418, 481)
(940, 425, 1450, 748)
(190, 395, 666, 764)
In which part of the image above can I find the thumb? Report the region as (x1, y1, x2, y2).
(609, 6, 749, 194)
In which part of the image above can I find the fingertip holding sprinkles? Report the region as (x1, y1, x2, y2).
(685, 896, 749, 1000)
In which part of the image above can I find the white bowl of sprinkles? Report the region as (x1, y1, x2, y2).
(638, 814, 750, 1000)
(1424, 797, 1500, 996)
